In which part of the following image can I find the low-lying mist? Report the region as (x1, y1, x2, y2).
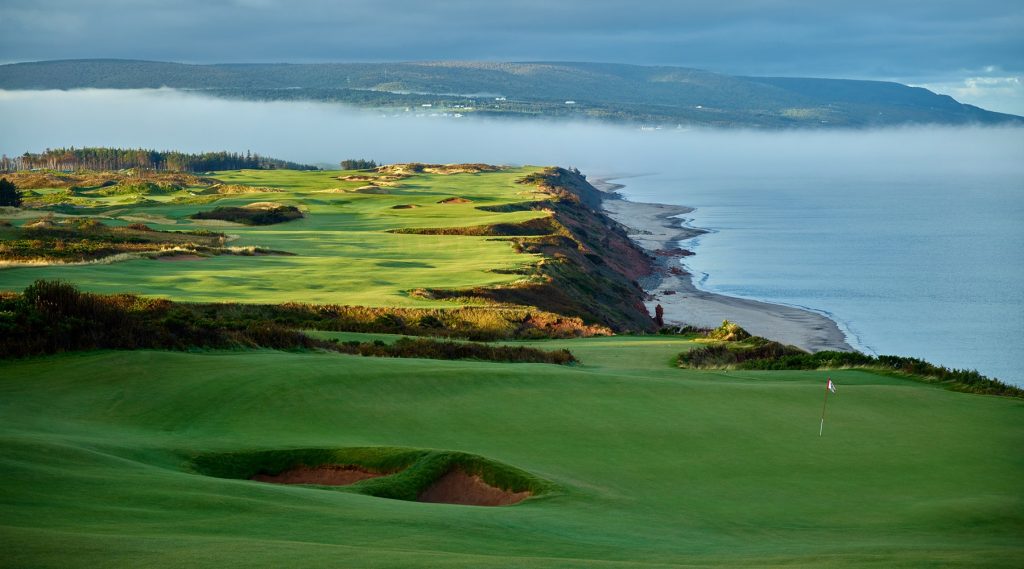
(1, 88, 1022, 181)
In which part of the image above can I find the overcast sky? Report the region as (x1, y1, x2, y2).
(2, 0, 1022, 114)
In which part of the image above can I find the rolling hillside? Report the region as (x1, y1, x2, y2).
(2, 59, 1020, 127)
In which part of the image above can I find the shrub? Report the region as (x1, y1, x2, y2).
(0, 281, 578, 365)
(0, 178, 21, 207)
(677, 338, 1022, 398)
(706, 320, 751, 341)
(190, 205, 303, 225)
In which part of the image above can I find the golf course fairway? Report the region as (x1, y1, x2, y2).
(1, 336, 1021, 568)
(1, 166, 1021, 567)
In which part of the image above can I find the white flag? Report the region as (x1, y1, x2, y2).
(827, 379, 837, 393)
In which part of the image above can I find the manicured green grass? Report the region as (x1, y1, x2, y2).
(0, 168, 549, 305)
(1, 336, 1020, 567)
(2, 167, 1021, 566)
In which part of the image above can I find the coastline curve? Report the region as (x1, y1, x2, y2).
(593, 177, 854, 353)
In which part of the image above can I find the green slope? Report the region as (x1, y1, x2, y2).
(2, 59, 1020, 127)
(0, 168, 549, 306)
(0, 338, 1021, 568)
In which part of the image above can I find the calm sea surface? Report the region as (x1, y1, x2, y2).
(619, 171, 1024, 385)
(2, 89, 1022, 384)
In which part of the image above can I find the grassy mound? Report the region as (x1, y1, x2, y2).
(190, 203, 303, 225)
(3, 169, 217, 191)
(204, 183, 284, 194)
(0, 280, 580, 363)
(91, 181, 181, 196)
(0, 217, 226, 263)
(377, 163, 504, 175)
(191, 447, 551, 505)
(705, 319, 751, 341)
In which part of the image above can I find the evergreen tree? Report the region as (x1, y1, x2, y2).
(340, 158, 377, 170)
(14, 147, 318, 172)
(0, 178, 21, 207)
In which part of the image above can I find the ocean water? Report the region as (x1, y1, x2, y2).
(618, 171, 1024, 385)
(1, 89, 1022, 384)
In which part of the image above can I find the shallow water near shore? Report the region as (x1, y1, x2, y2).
(2, 89, 1022, 384)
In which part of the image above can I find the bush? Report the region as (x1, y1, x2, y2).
(677, 338, 1022, 397)
(0, 281, 578, 365)
(0, 178, 21, 207)
(706, 320, 751, 341)
(191, 205, 303, 225)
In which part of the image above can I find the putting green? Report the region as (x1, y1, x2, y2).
(1, 335, 1020, 568)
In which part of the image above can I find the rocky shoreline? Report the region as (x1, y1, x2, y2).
(593, 179, 852, 353)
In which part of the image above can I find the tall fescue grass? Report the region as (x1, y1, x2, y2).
(0, 280, 576, 365)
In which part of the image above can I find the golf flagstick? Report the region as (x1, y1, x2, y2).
(819, 378, 836, 436)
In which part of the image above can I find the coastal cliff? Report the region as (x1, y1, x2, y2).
(418, 167, 658, 332)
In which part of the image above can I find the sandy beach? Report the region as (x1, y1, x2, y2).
(594, 180, 852, 353)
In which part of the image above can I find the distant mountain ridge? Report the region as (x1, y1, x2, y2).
(1, 59, 1020, 128)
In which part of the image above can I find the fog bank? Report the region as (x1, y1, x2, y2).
(1, 88, 1022, 181)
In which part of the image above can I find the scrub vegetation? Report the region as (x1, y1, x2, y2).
(0, 216, 233, 264)
(679, 322, 1023, 397)
(190, 203, 304, 225)
(0, 280, 575, 364)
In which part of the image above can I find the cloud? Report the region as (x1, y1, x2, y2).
(1, 1, 1022, 112)
(916, 75, 1024, 116)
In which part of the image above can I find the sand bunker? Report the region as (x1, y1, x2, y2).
(195, 447, 545, 507)
(337, 175, 377, 182)
(417, 467, 532, 506)
(438, 197, 472, 204)
(119, 214, 178, 225)
(156, 254, 207, 262)
(391, 204, 418, 209)
(241, 201, 286, 210)
(251, 465, 385, 486)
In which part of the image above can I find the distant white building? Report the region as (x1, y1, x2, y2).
(565, 100, 576, 105)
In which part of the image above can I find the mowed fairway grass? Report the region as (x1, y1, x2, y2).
(1, 336, 1021, 568)
(0, 168, 548, 305)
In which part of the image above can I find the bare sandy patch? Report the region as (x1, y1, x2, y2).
(119, 214, 177, 225)
(417, 467, 532, 506)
